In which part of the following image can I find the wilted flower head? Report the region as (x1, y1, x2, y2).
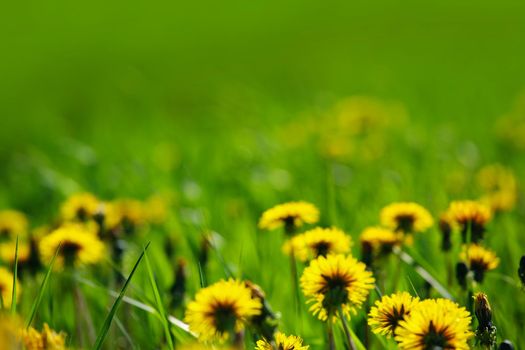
(258, 201, 319, 234)
(300, 254, 375, 322)
(473, 293, 497, 348)
(283, 227, 352, 261)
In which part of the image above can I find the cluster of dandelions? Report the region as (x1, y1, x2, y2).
(0, 191, 171, 349)
(181, 197, 513, 349)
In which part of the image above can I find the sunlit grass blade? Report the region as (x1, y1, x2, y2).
(26, 242, 62, 328)
(93, 242, 150, 350)
(11, 235, 19, 315)
(197, 261, 206, 288)
(144, 250, 174, 350)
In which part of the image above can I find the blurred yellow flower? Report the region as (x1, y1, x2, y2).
(60, 192, 100, 222)
(395, 298, 473, 350)
(0, 241, 31, 264)
(460, 244, 499, 282)
(283, 227, 352, 262)
(446, 200, 492, 243)
(255, 332, 309, 350)
(0, 266, 20, 308)
(0, 315, 22, 349)
(258, 201, 319, 233)
(184, 279, 262, 342)
(105, 199, 146, 232)
(39, 224, 105, 268)
(300, 254, 375, 322)
(0, 210, 28, 242)
(359, 226, 401, 256)
(476, 164, 518, 212)
(21, 323, 67, 350)
(380, 202, 433, 236)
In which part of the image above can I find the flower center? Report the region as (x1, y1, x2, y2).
(61, 241, 82, 266)
(76, 207, 88, 221)
(423, 321, 449, 349)
(321, 275, 349, 311)
(395, 214, 415, 232)
(386, 305, 406, 331)
(313, 241, 331, 257)
(213, 304, 237, 333)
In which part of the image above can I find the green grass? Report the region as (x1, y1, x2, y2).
(1, 1, 525, 349)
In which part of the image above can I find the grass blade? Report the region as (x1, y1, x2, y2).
(144, 250, 174, 350)
(92, 242, 150, 350)
(11, 235, 19, 314)
(26, 242, 62, 328)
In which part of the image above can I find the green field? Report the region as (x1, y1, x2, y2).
(1, 1, 524, 349)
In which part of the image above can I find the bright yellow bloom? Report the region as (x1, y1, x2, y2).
(0, 241, 31, 264)
(0, 266, 21, 308)
(360, 227, 401, 254)
(395, 298, 473, 350)
(258, 201, 320, 232)
(255, 332, 309, 350)
(60, 192, 100, 221)
(300, 254, 375, 322)
(380, 202, 433, 234)
(184, 279, 262, 342)
(21, 323, 67, 350)
(460, 244, 499, 282)
(39, 224, 105, 268)
(446, 200, 492, 243)
(0, 210, 28, 241)
(368, 292, 420, 338)
(283, 227, 352, 261)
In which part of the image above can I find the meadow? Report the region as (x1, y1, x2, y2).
(1, 1, 525, 349)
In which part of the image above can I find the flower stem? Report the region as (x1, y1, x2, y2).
(327, 318, 336, 350)
(339, 306, 357, 350)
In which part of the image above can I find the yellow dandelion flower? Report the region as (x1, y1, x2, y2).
(0, 241, 31, 264)
(359, 226, 401, 262)
(283, 227, 352, 262)
(21, 323, 67, 350)
(380, 202, 433, 235)
(258, 201, 319, 233)
(460, 244, 499, 282)
(255, 332, 309, 350)
(300, 254, 375, 322)
(39, 224, 105, 268)
(395, 298, 473, 350)
(0, 210, 28, 241)
(446, 200, 492, 243)
(184, 279, 262, 342)
(60, 192, 100, 222)
(476, 164, 517, 212)
(104, 199, 146, 233)
(368, 292, 420, 338)
(0, 266, 21, 308)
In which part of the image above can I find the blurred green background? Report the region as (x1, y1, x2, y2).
(2, 0, 525, 211)
(1, 1, 525, 348)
